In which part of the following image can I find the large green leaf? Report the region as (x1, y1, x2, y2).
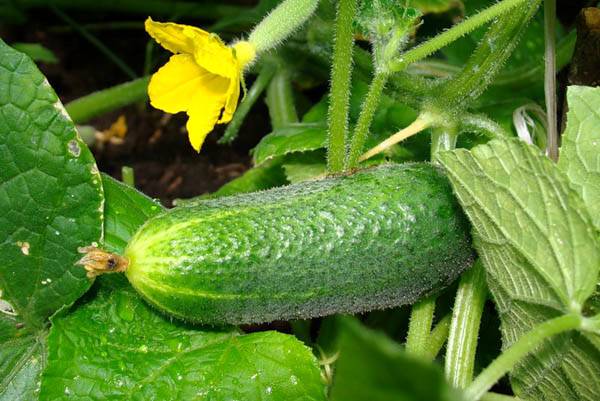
(330, 316, 463, 401)
(101, 174, 164, 254)
(438, 139, 600, 401)
(0, 39, 103, 398)
(39, 277, 326, 401)
(558, 86, 600, 232)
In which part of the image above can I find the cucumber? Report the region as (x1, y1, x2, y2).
(122, 163, 473, 325)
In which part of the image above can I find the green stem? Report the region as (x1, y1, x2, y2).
(346, 72, 388, 169)
(430, 125, 458, 160)
(459, 114, 510, 139)
(121, 166, 135, 187)
(544, 0, 558, 161)
(265, 69, 298, 130)
(436, 0, 541, 110)
(327, 0, 357, 173)
(52, 7, 137, 80)
(220, 65, 276, 144)
(425, 313, 452, 360)
(65, 77, 149, 124)
(445, 262, 487, 389)
(389, 0, 530, 73)
(465, 314, 582, 401)
(248, 0, 320, 53)
(142, 40, 155, 79)
(405, 296, 436, 358)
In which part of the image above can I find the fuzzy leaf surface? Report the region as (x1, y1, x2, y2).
(558, 86, 600, 232)
(0, 40, 103, 399)
(438, 139, 600, 401)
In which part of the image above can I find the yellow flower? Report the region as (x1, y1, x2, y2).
(145, 18, 256, 152)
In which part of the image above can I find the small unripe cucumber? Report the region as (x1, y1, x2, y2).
(124, 163, 473, 324)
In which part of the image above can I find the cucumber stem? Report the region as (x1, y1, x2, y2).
(326, 0, 358, 173)
(445, 261, 487, 388)
(77, 246, 129, 278)
(425, 313, 452, 360)
(346, 71, 389, 169)
(405, 296, 436, 358)
(465, 314, 582, 401)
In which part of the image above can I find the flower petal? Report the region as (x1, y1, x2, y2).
(148, 54, 229, 114)
(192, 35, 237, 78)
(220, 68, 241, 123)
(145, 17, 209, 55)
(186, 99, 226, 152)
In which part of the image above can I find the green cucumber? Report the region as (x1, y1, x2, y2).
(120, 163, 473, 325)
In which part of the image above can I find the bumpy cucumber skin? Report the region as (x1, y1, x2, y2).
(124, 163, 473, 325)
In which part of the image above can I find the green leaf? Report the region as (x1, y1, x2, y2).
(10, 43, 58, 64)
(281, 151, 327, 183)
(438, 138, 600, 401)
(558, 86, 600, 232)
(212, 159, 288, 198)
(330, 316, 463, 401)
(0, 316, 45, 401)
(0, 40, 103, 399)
(39, 279, 326, 401)
(252, 123, 326, 165)
(101, 174, 164, 254)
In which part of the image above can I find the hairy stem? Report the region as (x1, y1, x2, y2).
(431, 125, 458, 160)
(445, 262, 487, 388)
(465, 314, 582, 401)
(544, 0, 558, 161)
(389, 0, 530, 73)
(248, 0, 319, 53)
(326, 0, 357, 173)
(425, 313, 452, 360)
(405, 296, 436, 358)
(346, 72, 388, 169)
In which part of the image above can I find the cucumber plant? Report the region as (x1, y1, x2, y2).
(1, 0, 599, 400)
